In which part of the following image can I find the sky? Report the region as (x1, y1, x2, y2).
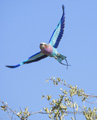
(0, 0, 97, 120)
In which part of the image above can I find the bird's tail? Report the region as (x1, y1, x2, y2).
(56, 54, 70, 69)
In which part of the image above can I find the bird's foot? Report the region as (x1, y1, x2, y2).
(57, 53, 60, 56)
(54, 56, 57, 59)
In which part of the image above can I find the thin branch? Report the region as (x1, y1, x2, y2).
(85, 100, 97, 104)
(82, 93, 97, 98)
(6, 109, 13, 120)
(0, 99, 21, 119)
(30, 110, 83, 115)
(71, 97, 76, 120)
(29, 111, 48, 116)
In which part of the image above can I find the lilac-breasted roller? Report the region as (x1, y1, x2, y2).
(6, 5, 69, 68)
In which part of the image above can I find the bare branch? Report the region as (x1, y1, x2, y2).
(0, 99, 21, 119)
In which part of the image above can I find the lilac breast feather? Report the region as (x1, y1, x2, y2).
(41, 44, 53, 55)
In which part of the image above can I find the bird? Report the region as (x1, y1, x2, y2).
(6, 5, 69, 69)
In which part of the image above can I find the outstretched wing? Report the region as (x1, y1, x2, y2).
(49, 5, 65, 48)
(6, 52, 48, 68)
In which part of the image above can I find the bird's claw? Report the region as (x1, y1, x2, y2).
(57, 53, 60, 56)
(54, 56, 57, 59)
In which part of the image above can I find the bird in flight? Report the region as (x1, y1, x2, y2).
(6, 5, 69, 68)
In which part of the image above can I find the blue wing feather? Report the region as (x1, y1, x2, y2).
(6, 52, 47, 68)
(49, 5, 65, 48)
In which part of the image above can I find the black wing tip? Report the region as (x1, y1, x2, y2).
(62, 5, 65, 13)
(6, 65, 15, 68)
(6, 64, 20, 68)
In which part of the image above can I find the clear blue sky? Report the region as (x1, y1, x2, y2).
(0, 0, 97, 120)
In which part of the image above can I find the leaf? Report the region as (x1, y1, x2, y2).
(57, 78, 60, 82)
(47, 95, 52, 100)
(1, 106, 7, 111)
(45, 80, 49, 82)
(60, 88, 63, 91)
(43, 107, 49, 113)
(52, 99, 57, 104)
(49, 114, 53, 119)
(71, 117, 74, 120)
(25, 106, 28, 113)
(74, 103, 78, 111)
(41, 95, 45, 99)
(63, 90, 67, 95)
(59, 95, 63, 99)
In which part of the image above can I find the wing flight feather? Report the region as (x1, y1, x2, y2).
(49, 5, 65, 48)
(6, 52, 47, 68)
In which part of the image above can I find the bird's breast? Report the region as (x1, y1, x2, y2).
(41, 44, 53, 55)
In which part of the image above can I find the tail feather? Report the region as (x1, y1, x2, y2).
(56, 54, 70, 68)
(56, 54, 66, 62)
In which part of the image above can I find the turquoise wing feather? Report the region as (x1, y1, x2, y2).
(6, 52, 47, 68)
(49, 5, 65, 48)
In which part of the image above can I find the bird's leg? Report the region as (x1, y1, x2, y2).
(57, 53, 60, 56)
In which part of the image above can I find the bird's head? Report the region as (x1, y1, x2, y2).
(40, 42, 48, 50)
